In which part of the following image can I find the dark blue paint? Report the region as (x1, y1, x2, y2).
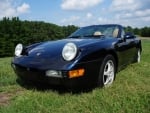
(11, 24, 142, 88)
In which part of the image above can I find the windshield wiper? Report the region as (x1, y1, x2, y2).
(83, 35, 104, 37)
(68, 35, 82, 38)
(68, 35, 105, 39)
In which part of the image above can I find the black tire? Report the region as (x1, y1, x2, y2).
(97, 55, 116, 87)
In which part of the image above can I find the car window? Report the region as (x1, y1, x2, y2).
(69, 25, 117, 38)
(103, 28, 115, 37)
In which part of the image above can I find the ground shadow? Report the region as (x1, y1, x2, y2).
(16, 78, 96, 94)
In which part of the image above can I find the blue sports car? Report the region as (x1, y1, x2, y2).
(11, 24, 142, 88)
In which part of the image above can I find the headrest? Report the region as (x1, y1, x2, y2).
(93, 31, 102, 36)
(113, 28, 119, 38)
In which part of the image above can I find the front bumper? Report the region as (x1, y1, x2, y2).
(11, 57, 102, 88)
(12, 64, 96, 88)
(12, 64, 65, 84)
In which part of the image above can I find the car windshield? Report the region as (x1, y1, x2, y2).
(69, 25, 118, 38)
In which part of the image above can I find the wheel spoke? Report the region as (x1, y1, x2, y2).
(104, 70, 109, 75)
(104, 74, 112, 85)
(103, 60, 115, 86)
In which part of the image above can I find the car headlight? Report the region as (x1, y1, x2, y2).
(15, 43, 23, 57)
(62, 43, 77, 61)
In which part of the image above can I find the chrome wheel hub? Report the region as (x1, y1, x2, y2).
(103, 60, 114, 86)
(137, 50, 141, 63)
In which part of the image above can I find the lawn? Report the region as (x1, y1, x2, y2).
(0, 39, 150, 113)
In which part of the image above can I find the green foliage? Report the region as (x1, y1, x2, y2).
(125, 26, 133, 33)
(0, 39, 150, 113)
(0, 17, 78, 57)
(141, 27, 150, 37)
(125, 26, 150, 37)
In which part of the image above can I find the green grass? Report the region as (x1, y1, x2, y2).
(0, 40, 150, 113)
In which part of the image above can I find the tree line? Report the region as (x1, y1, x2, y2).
(125, 26, 150, 37)
(0, 17, 78, 57)
(0, 17, 150, 57)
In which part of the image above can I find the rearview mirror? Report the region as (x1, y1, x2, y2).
(124, 32, 135, 39)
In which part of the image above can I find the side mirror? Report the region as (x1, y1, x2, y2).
(124, 32, 135, 39)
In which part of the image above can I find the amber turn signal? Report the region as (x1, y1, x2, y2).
(69, 69, 85, 78)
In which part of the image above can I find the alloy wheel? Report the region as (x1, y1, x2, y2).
(103, 60, 115, 86)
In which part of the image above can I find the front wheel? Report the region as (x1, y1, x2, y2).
(97, 55, 116, 87)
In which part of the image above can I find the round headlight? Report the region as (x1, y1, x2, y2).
(62, 43, 77, 61)
(15, 43, 23, 57)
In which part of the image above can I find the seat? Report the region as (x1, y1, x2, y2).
(93, 31, 102, 36)
(113, 28, 119, 38)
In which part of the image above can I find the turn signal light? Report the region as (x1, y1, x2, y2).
(69, 69, 85, 78)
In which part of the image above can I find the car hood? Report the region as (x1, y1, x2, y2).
(28, 38, 104, 57)
(14, 38, 108, 70)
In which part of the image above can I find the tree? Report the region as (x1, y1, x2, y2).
(0, 17, 78, 57)
(141, 27, 150, 37)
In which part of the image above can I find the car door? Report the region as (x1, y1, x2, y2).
(115, 29, 136, 68)
(124, 35, 137, 62)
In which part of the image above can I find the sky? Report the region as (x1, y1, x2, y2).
(0, 0, 150, 28)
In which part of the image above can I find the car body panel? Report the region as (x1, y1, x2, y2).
(11, 24, 142, 88)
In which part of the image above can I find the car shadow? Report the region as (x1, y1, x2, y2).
(16, 78, 96, 94)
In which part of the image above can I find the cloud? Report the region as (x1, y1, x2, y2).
(110, 0, 150, 13)
(61, 0, 103, 10)
(0, 0, 30, 19)
(115, 9, 150, 19)
(141, 16, 150, 22)
(108, 0, 150, 27)
(61, 16, 80, 25)
(135, 9, 150, 17)
(111, 0, 141, 11)
(17, 3, 30, 14)
(60, 0, 150, 27)
(98, 17, 110, 23)
(86, 13, 93, 19)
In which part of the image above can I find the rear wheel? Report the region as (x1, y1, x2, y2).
(97, 55, 116, 87)
(137, 49, 141, 63)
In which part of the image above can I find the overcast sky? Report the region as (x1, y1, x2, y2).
(0, 0, 150, 27)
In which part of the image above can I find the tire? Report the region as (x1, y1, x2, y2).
(97, 55, 116, 87)
(136, 49, 141, 63)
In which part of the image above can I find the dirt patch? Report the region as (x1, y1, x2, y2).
(0, 93, 13, 106)
(0, 89, 24, 106)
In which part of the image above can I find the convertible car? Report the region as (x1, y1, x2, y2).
(11, 24, 142, 88)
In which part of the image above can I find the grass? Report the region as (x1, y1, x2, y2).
(0, 39, 150, 113)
